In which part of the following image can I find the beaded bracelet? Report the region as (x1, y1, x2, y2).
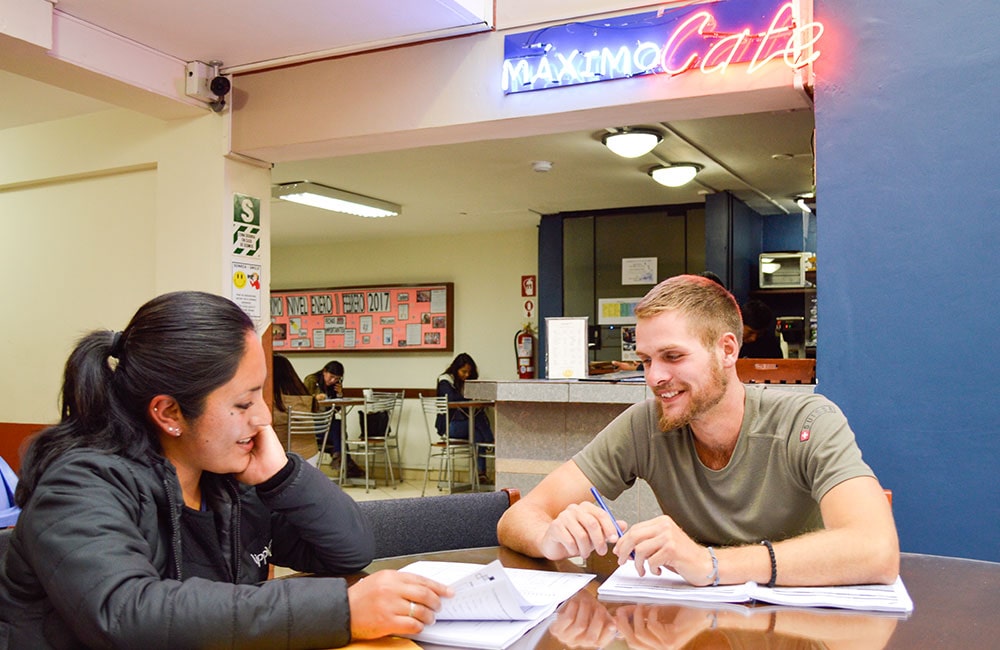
(706, 546, 720, 586)
(760, 539, 777, 588)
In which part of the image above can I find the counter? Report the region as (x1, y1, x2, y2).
(465, 378, 815, 524)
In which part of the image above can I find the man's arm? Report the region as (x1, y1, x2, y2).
(497, 460, 624, 559)
(752, 475, 900, 586)
(618, 475, 899, 586)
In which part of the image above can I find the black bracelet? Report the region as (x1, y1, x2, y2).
(760, 540, 777, 588)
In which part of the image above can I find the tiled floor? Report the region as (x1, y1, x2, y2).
(316, 458, 492, 502)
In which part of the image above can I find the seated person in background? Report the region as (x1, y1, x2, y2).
(436, 353, 495, 485)
(0, 291, 451, 649)
(271, 354, 320, 463)
(305, 360, 362, 477)
(739, 299, 784, 358)
(498, 275, 899, 588)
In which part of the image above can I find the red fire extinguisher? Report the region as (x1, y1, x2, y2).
(515, 324, 536, 379)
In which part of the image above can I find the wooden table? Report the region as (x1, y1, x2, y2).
(362, 548, 1000, 649)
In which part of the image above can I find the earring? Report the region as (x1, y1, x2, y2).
(169, 427, 180, 434)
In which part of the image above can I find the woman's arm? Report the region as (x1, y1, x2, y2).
(259, 454, 375, 574)
(19, 452, 358, 649)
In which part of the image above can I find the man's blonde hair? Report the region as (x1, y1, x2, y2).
(634, 274, 743, 350)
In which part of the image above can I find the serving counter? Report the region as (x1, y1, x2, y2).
(464, 378, 815, 523)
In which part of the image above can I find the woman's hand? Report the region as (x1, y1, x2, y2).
(348, 570, 454, 640)
(232, 423, 289, 485)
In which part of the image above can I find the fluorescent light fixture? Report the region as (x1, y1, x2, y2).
(602, 128, 662, 158)
(648, 163, 702, 187)
(272, 181, 400, 218)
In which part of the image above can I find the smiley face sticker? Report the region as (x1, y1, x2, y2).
(233, 270, 248, 289)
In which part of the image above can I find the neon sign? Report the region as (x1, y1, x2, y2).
(502, 1, 823, 94)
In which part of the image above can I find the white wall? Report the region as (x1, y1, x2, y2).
(272, 226, 537, 470)
(0, 107, 270, 424)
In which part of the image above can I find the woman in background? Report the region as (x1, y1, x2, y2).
(304, 360, 363, 477)
(271, 354, 320, 464)
(436, 352, 494, 484)
(0, 291, 450, 649)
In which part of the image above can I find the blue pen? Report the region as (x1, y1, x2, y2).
(590, 487, 635, 559)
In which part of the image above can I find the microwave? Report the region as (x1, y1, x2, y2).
(759, 252, 815, 288)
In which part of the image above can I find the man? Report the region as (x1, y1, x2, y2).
(739, 299, 784, 358)
(498, 275, 898, 587)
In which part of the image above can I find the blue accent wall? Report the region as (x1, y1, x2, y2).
(816, 0, 1000, 561)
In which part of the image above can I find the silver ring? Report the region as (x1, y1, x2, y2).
(408, 601, 417, 618)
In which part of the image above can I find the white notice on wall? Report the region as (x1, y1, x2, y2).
(622, 257, 657, 285)
(545, 317, 589, 379)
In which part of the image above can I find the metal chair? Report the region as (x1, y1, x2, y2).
(356, 488, 520, 559)
(343, 393, 397, 492)
(371, 389, 405, 484)
(287, 408, 335, 468)
(418, 394, 477, 496)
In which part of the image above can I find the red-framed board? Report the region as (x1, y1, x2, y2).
(269, 283, 453, 352)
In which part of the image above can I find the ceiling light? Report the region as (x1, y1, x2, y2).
(272, 181, 401, 218)
(648, 163, 703, 187)
(602, 128, 663, 158)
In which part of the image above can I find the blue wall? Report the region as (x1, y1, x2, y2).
(816, 0, 1000, 561)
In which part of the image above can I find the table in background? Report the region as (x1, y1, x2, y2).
(446, 399, 494, 490)
(317, 397, 365, 482)
(363, 549, 1000, 649)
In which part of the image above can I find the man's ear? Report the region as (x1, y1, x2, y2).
(149, 395, 184, 437)
(719, 332, 741, 367)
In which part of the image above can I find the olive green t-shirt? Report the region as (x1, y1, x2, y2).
(573, 385, 874, 546)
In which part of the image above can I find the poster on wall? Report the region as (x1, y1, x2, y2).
(231, 260, 262, 319)
(598, 297, 642, 325)
(622, 257, 657, 285)
(270, 283, 453, 352)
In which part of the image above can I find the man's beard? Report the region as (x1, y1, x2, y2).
(657, 356, 729, 431)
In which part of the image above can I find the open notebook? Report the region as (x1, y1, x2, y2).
(399, 560, 594, 650)
(597, 562, 913, 614)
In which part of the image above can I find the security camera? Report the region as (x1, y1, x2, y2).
(184, 60, 230, 112)
(210, 75, 231, 98)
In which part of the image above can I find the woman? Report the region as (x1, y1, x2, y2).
(436, 352, 494, 484)
(271, 354, 320, 463)
(0, 291, 450, 649)
(304, 360, 363, 477)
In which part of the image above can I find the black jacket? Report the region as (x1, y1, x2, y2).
(0, 450, 374, 649)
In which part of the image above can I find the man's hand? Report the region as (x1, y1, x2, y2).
(538, 501, 628, 560)
(614, 514, 713, 584)
(547, 591, 617, 649)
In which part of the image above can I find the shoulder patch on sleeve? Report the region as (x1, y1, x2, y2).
(799, 404, 837, 443)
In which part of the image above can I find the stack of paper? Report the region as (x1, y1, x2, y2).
(597, 562, 913, 614)
(400, 560, 594, 650)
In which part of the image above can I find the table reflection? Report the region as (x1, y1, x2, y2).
(538, 589, 897, 649)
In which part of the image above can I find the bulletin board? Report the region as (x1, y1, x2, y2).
(270, 283, 453, 353)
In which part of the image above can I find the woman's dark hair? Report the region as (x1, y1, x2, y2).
(272, 354, 310, 412)
(322, 360, 344, 377)
(308, 360, 344, 398)
(443, 353, 479, 393)
(16, 291, 254, 506)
